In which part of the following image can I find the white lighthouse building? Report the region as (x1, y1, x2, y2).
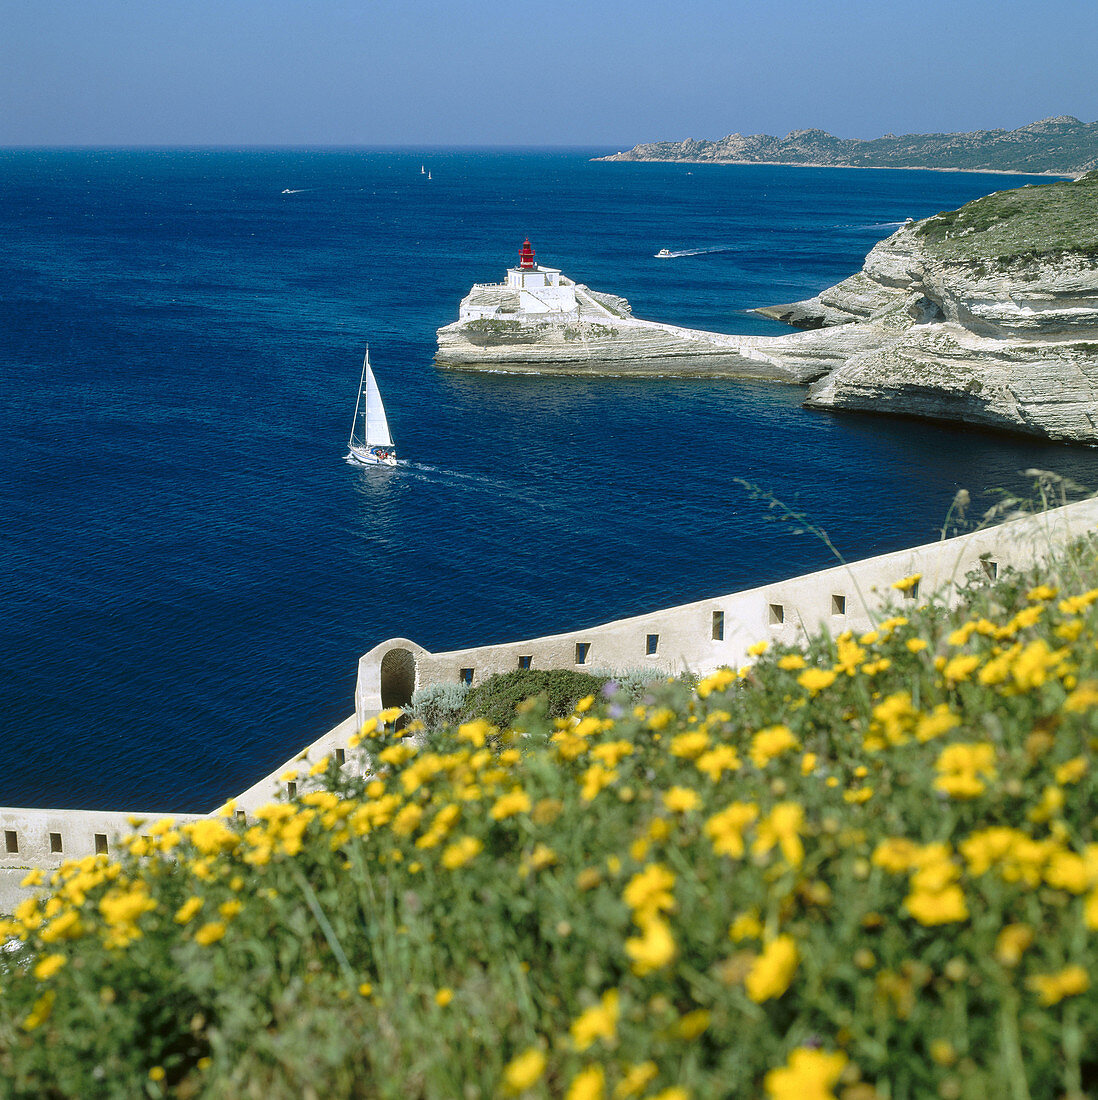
(459, 239, 580, 321)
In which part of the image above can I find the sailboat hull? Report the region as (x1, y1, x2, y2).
(347, 445, 397, 468)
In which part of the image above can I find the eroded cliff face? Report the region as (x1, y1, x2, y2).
(757, 175, 1098, 442)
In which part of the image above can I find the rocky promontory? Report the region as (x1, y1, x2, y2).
(438, 175, 1098, 443)
(597, 116, 1098, 175)
(758, 173, 1098, 442)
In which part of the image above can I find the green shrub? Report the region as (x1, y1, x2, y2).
(460, 668, 609, 730)
(407, 682, 468, 734)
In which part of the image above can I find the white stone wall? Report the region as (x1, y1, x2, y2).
(4, 497, 1096, 913)
(355, 497, 1098, 718)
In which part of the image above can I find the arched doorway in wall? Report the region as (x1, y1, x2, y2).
(380, 648, 417, 724)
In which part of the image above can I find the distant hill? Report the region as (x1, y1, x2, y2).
(596, 116, 1098, 175)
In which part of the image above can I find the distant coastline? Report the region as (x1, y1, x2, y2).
(596, 116, 1098, 176)
(599, 159, 1072, 178)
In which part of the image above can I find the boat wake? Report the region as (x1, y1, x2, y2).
(832, 220, 906, 232)
(655, 246, 734, 259)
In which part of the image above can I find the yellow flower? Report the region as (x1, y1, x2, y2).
(745, 935, 798, 1002)
(33, 954, 67, 981)
(457, 719, 493, 747)
(173, 896, 204, 925)
(566, 1065, 606, 1100)
(194, 921, 226, 946)
(905, 638, 928, 653)
(764, 1047, 847, 1100)
(934, 743, 996, 799)
(753, 802, 805, 867)
(941, 654, 980, 684)
(729, 911, 763, 941)
(21, 990, 55, 1031)
(1026, 584, 1059, 602)
(662, 786, 701, 813)
(623, 864, 675, 921)
(1028, 965, 1089, 1005)
(1064, 681, 1098, 712)
(674, 1008, 710, 1039)
(892, 573, 921, 593)
(696, 668, 735, 698)
(358, 982, 373, 997)
(1056, 756, 1088, 785)
(20, 868, 43, 888)
(624, 916, 677, 975)
(580, 763, 617, 802)
(149, 1066, 166, 1082)
(750, 725, 799, 768)
(797, 668, 837, 694)
(613, 1062, 658, 1099)
(503, 1047, 547, 1092)
(695, 745, 741, 781)
(704, 802, 758, 859)
(669, 731, 709, 759)
(995, 924, 1034, 966)
(905, 885, 968, 926)
(434, 987, 454, 1007)
(490, 789, 532, 821)
(747, 640, 769, 657)
(570, 988, 619, 1051)
(441, 836, 483, 869)
(778, 654, 807, 670)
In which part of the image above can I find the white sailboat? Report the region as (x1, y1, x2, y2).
(346, 348, 397, 467)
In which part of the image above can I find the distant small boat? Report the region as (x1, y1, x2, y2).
(427, 171, 432, 180)
(656, 249, 673, 258)
(282, 189, 293, 194)
(346, 347, 397, 468)
(421, 165, 426, 174)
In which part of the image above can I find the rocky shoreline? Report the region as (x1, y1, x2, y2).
(437, 173, 1098, 444)
(595, 116, 1098, 176)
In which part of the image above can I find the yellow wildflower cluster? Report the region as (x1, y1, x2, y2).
(7, 554, 1098, 1097)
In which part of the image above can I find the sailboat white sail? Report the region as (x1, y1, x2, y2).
(347, 347, 397, 468)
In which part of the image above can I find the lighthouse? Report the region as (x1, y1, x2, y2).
(506, 238, 564, 291)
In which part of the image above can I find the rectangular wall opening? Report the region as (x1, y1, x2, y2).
(49, 832, 63, 854)
(460, 668, 474, 685)
(335, 748, 346, 766)
(575, 642, 590, 665)
(235, 811, 247, 823)
(518, 655, 532, 669)
(981, 559, 998, 580)
(646, 633, 659, 656)
(712, 611, 724, 641)
(287, 782, 298, 799)
(768, 603, 785, 626)
(94, 834, 108, 855)
(904, 580, 920, 601)
(832, 594, 847, 616)
(4, 830, 17, 854)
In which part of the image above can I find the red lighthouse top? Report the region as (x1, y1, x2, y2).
(518, 238, 537, 270)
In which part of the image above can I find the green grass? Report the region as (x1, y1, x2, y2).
(914, 172, 1098, 262)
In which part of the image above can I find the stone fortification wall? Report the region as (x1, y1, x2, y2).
(5, 498, 1097, 912)
(355, 496, 1098, 720)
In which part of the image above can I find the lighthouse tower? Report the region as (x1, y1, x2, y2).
(506, 238, 563, 291)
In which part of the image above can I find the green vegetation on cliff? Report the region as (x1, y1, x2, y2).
(4, 538, 1098, 1097)
(915, 171, 1098, 261)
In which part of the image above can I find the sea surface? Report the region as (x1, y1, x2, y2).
(3, 148, 1097, 812)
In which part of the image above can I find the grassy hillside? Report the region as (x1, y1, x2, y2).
(4, 540, 1098, 1098)
(914, 172, 1098, 262)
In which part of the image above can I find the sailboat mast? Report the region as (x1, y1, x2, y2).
(349, 347, 369, 448)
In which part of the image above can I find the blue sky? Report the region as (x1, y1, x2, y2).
(3, 0, 1096, 146)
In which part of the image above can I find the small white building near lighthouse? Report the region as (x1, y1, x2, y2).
(459, 239, 580, 321)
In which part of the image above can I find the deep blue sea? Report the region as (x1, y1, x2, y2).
(4, 148, 1097, 812)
